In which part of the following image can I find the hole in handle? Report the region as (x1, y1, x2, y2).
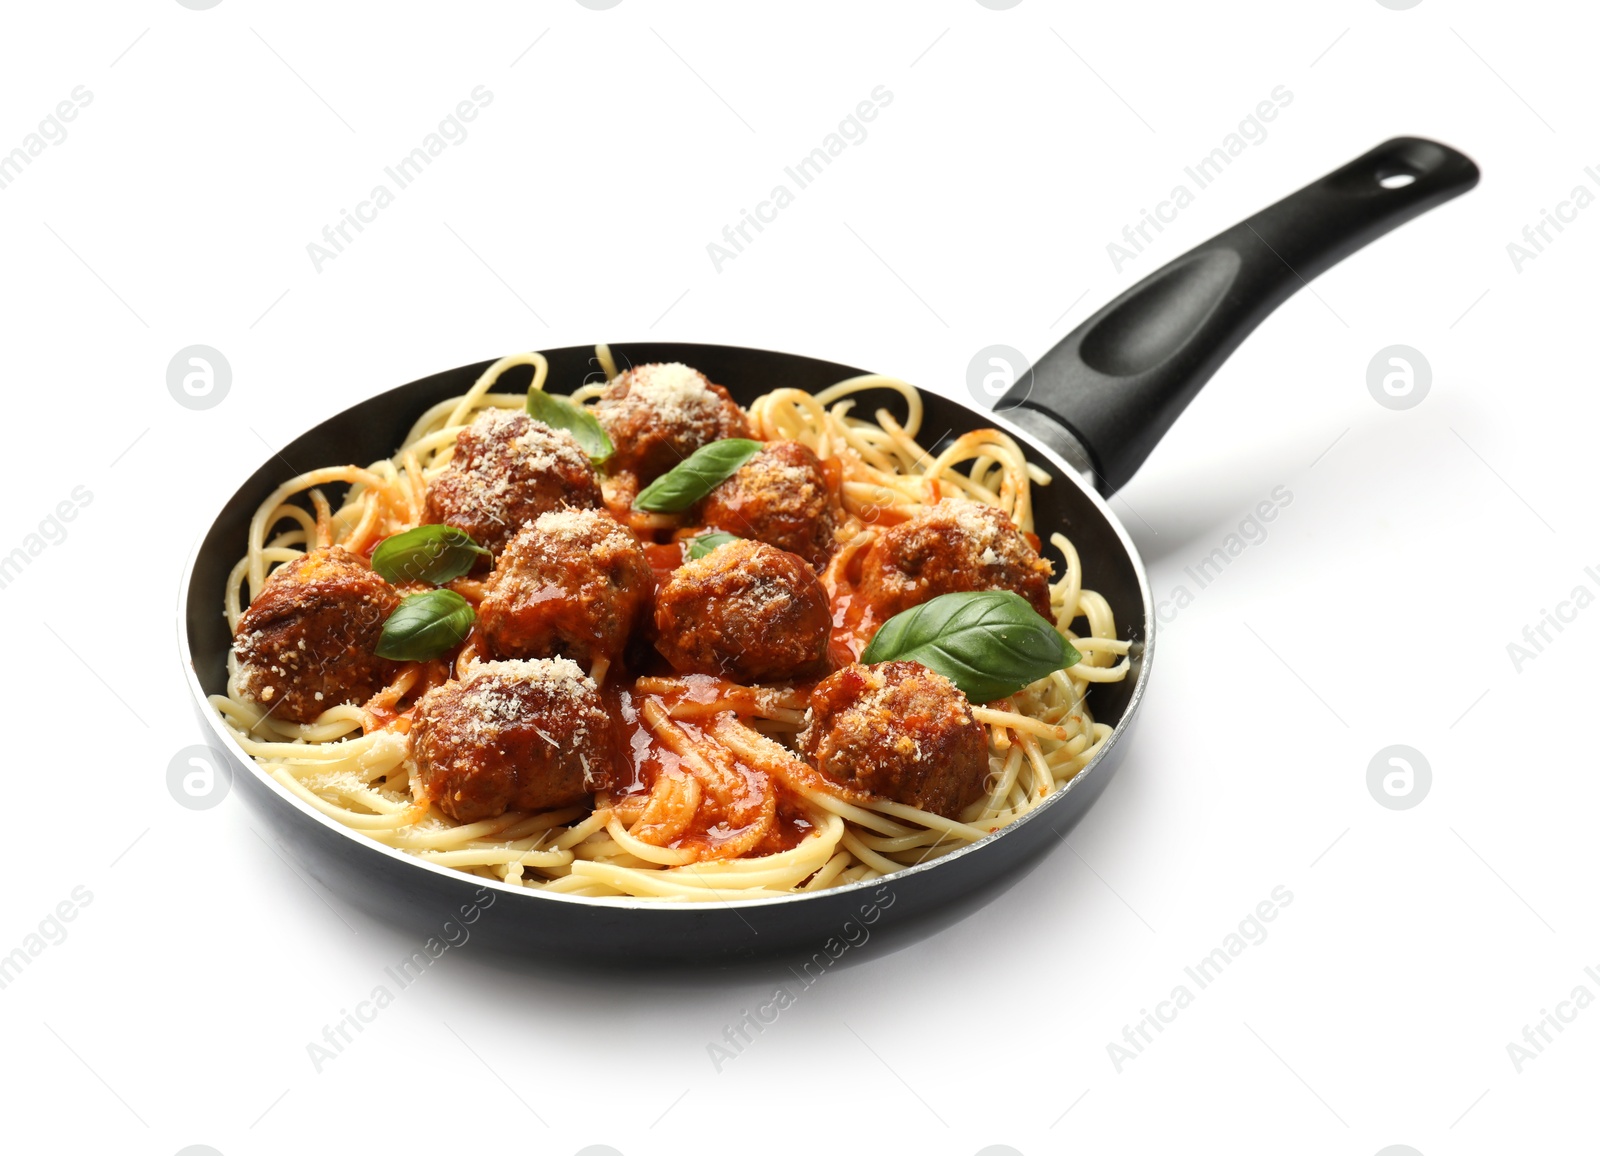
(1328, 140, 1453, 195)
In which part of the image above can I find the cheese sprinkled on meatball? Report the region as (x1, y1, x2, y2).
(592, 363, 750, 482)
(859, 500, 1054, 620)
(424, 408, 601, 555)
(410, 657, 615, 823)
(477, 508, 653, 668)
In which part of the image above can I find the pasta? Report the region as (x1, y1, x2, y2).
(211, 347, 1129, 900)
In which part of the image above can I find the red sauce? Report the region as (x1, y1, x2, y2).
(364, 658, 452, 733)
(828, 581, 880, 667)
(855, 502, 910, 528)
(608, 685, 678, 796)
(642, 540, 688, 594)
(603, 683, 815, 859)
(382, 443, 883, 864)
(759, 801, 815, 855)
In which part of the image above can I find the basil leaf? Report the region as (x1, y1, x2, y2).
(527, 388, 614, 465)
(860, 590, 1081, 704)
(687, 531, 742, 560)
(375, 589, 476, 661)
(371, 525, 490, 586)
(634, 439, 764, 513)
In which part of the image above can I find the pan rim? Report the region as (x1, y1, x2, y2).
(175, 342, 1157, 914)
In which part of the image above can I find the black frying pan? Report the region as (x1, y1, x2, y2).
(179, 138, 1478, 966)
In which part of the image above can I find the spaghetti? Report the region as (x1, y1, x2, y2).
(211, 347, 1130, 901)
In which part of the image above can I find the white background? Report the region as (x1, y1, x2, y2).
(1, 1, 1593, 1153)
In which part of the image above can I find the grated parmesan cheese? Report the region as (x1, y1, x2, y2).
(531, 507, 626, 548)
(940, 499, 1006, 547)
(618, 363, 721, 424)
(437, 658, 600, 748)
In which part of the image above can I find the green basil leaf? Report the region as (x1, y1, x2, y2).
(634, 439, 764, 513)
(526, 388, 614, 465)
(687, 531, 742, 560)
(375, 589, 476, 661)
(370, 524, 491, 586)
(860, 590, 1081, 704)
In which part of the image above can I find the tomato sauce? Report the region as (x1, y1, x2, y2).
(605, 516, 884, 857)
(828, 581, 879, 667)
(642, 540, 688, 594)
(363, 658, 452, 734)
(605, 684, 813, 858)
(375, 469, 872, 861)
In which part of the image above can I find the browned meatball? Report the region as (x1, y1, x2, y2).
(410, 658, 616, 822)
(698, 440, 836, 567)
(477, 508, 653, 668)
(592, 363, 751, 482)
(801, 661, 989, 818)
(859, 500, 1054, 620)
(232, 546, 401, 723)
(654, 539, 829, 682)
(425, 408, 601, 555)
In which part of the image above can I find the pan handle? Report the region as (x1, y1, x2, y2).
(1002, 136, 1480, 495)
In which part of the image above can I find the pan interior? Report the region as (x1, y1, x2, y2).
(185, 342, 1147, 749)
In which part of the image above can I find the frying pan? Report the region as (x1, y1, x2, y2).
(179, 137, 1478, 966)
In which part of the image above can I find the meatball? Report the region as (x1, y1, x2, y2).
(654, 539, 829, 682)
(801, 661, 989, 818)
(425, 408, 601, 556)
(859, 500, 1054, 620)
(477, 508, 653, 668)
(410, 658, 616, 822)
(698, 440, 836, 567)
(232, 546, 401, 724)
(592, 362, 750, 482)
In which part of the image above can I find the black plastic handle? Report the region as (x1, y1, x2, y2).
(1003, 137, 1480, 494)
